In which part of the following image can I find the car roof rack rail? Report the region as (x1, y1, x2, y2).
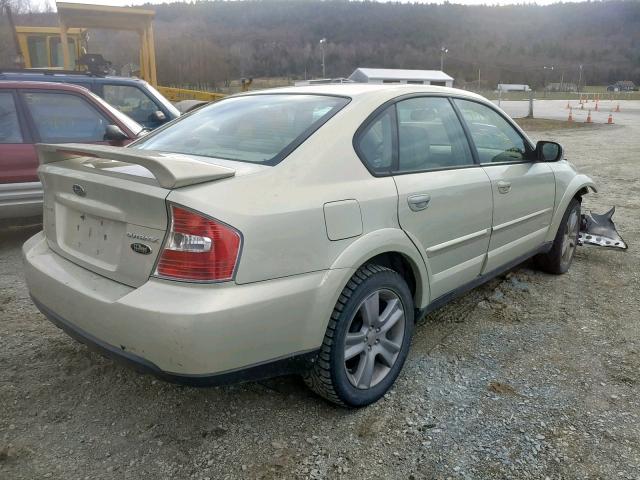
(0, 68, 103, 77)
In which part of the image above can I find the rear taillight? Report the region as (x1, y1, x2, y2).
(155, 205, 241, 282)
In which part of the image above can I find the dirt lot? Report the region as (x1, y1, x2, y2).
(1, 100, 639, 480)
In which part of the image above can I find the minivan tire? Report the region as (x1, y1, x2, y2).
(535, 198, 581, 275)
(304, 264, 414, 407)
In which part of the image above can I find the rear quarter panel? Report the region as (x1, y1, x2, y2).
(165, 93, 407, 286)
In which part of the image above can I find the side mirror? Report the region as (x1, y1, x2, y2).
(149, 110, 166, 123)
(104, 124, 129, 144)
(536, 140, 563, 162)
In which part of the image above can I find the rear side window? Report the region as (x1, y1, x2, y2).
(23, 92, 111, 143)
(356, 106, 395, 173)
(134, 94, 349, 165)
(454, 99, 527, 163)
(0, 92, 23, 143)
(396, 97, 474, 172)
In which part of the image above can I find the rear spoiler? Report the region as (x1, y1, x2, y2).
(36, 143, 235, 189)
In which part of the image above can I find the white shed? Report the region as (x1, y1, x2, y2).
(349, 68, 454, 88)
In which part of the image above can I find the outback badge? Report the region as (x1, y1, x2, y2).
(130, 243, 152, 255)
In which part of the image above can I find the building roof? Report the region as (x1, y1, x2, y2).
(350, 68, 453, 82)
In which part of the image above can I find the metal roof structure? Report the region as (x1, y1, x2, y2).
(350, 68, 454, 83)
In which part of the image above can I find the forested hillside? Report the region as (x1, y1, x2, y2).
(2, 0, 639, 90)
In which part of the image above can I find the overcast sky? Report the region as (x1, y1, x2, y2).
(32, 0, 588, 10)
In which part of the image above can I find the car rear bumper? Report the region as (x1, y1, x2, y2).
(23, 231, 349, 381)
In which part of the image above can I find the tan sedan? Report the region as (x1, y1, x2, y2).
(23, 85, 595, 406)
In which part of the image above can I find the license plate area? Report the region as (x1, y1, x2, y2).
(57, 205, 124, 271)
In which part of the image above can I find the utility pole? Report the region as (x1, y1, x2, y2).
(543, 65, 554, 97)
(319, 38, 326, 78)
(440, 46, 448, 72)
(477, 68, 481, 91)
(578, 64, 583, 92)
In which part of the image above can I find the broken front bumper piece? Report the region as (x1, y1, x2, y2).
(578, 207, 627, 250)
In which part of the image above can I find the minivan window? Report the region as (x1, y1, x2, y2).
(103, 84, 160, 126)
(133, 94, 349, 165)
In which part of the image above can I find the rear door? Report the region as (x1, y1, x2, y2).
(453, 98, 555, 273)
(357, 96, 493, 301)
(0, 90, 37, 184)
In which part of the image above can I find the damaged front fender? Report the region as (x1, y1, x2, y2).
(579, 207, 627, 250)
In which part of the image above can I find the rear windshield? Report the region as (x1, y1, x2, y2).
(132, 94, 349, 165)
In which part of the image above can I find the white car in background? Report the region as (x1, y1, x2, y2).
(24, 84, 595, 407)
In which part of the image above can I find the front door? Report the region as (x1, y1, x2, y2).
(453, 99, 555, 273)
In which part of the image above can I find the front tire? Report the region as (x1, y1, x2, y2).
(304, 264, 414, 407)
(535, 198, 581, 274)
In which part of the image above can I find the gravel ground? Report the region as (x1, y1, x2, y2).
(1, 100, 639, 480)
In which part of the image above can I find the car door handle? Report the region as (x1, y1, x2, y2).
(407, 194, 431, 211)
(497, 181, 512, 194)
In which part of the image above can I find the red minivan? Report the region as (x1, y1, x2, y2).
(0, 81, 143, 220)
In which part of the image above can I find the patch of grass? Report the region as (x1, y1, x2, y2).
(514, 117, 601, 131)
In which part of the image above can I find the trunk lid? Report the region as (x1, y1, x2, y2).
(36, 144, 236, 288)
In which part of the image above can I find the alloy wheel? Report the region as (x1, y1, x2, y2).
(561, 208, 580, 267)
(343, 289, 406, 389)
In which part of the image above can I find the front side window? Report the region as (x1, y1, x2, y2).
(103, 85, 160, 125)
(356, 106, 395, 174)
(23, 92, 110, 143)
(396, 97, 474, 172)
(134, 94, 349, 165)
(0, 92, 23, 144)
(454, 99, 528, 163)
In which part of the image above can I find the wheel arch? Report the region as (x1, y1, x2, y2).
(545, 174, 597, 243)
(330, 228, 430, 308)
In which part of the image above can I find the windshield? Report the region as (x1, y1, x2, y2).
(86, 89, 144, 136)
(133, 94, 349, 165)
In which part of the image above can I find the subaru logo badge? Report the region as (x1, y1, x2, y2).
(131, 243, 152, 255)
(72, 184, 86, 197)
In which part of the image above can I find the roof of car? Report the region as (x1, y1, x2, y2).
(0, 80, 93, 92)
(244, 83, 487, 102)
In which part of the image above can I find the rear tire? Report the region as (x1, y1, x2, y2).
(534, 198, 581, 274)
(304, 264, 414, 407)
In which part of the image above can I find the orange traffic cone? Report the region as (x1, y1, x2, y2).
(585, 110, 592, 123)
(615, 103, 620, 112)
(568, 108, 573, 122)
(607, 113, 614, 124)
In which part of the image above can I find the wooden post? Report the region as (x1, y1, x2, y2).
(139, 29, 148, 82)
(59, 21, 71, 70)
(146, 22, 157, 86)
